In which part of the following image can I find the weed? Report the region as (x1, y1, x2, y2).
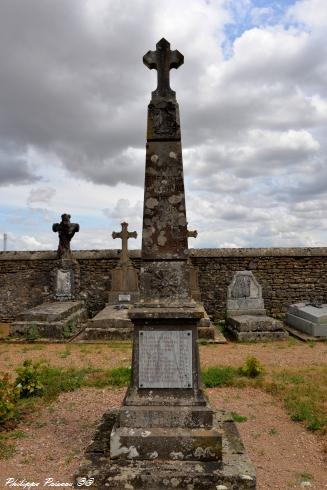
(201, 366, 239, 387)
(26, 325, 40, 341)
(59, 347, 71, 359)
(0, 373, 20, 424)
(307, 340, 316, 348)
(300, 472, 313, 482)
(239, 356, 263, 378)
(63, 321, 78, 339)
(15, 360, 44, 398)
(0, 438, 15, 459)
(268, 427, 278, 436)
(231, 411, 247, 423)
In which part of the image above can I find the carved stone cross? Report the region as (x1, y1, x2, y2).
(52, 213, 79, 259)
(143, 38, 184, 99)
(112, 222, 137, 265)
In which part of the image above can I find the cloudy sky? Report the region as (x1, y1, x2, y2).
(1, 0, 327, 251)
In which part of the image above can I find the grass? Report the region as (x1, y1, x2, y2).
(201, 366, 239, 387)
(265, 366, 327, 432)
(231, 411, 247, 423)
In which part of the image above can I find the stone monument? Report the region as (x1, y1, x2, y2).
(75, 39, 255, 489)
(11, 214, 86, 339)
(286, 301, 327, 338)
(80, 222, 139, 340)
(225, 271, 288, 341)
(109, 222, 139, 304)
(52, 213, 80, 300)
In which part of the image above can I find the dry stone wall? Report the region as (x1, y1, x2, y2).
(0, 248, 326, 322)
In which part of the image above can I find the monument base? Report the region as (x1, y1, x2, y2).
(226, 315, 288, 342)
(75, 409, 256, 490)
(11, 301, 87, 339)
(77, 304, 134, 341)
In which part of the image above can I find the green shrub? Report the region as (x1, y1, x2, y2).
(201, 366, 238, 387)
(26, 325, 40, 341)
(0, 373, 20, 424)
(240, 356, 263, 378)
(15, 360, 44, 398)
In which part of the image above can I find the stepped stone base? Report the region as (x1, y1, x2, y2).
(75, 409, 256, 490)
(226, 315, 288, 342)
(11, 301, 87, 339)
(78, 304, 133, 340)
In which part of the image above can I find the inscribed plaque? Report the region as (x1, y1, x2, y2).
(56, 269, 72, 297)
(139, 330, 192, 388)
(119, 294, 131, 302)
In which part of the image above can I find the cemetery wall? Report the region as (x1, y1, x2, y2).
(0, 248, 326, 321)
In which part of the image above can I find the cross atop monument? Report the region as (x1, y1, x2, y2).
(143, 38, 184, 100)
(112, 222, 137, 265)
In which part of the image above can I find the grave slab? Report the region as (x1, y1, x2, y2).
(11, 301, 87, 339)
(287, 302, 327, 337)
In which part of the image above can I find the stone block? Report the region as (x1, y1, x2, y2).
(227, 315, 283, 332)
(118, 405, 214, 428)
(287, 310, 327, 337)
(110, 425, 222, 461)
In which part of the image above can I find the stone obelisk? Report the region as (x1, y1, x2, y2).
(139, 38, 197, 305)
(75, 39, 256, 490)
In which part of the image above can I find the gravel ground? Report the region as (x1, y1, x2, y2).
(0, 339, 326, 374)
(0, 341, 326, 489)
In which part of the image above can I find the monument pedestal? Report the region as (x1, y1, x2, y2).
(75, 306, 255, 488)
(76, 410, 255, 489)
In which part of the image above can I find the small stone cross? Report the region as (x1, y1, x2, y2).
(143, 38, 184, 99)
(112, 222, 137, 265)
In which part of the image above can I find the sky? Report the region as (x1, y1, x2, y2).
(1, 0, 327, 251)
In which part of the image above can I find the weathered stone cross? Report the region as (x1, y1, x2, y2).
(112, 222, 137, 265)
(143, 38, 184, 99)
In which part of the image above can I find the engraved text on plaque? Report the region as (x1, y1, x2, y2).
(139, 330, 192, 388)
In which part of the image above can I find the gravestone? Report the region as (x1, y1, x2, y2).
(109, 222, 139, 304)
(75, 39, 255, 489)
(11, 214, 86, 339)
(226, 271, 288, 341)
(80, 222, 139, 341)
(287, 302, 327, 338)
(52, 213, 80, 300)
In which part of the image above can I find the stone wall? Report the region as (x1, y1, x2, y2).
(0, 248, 326, 322)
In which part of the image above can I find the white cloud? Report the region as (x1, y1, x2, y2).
(1, 0, 327, 250)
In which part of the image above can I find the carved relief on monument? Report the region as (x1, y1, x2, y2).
(149, 101, 179, 137)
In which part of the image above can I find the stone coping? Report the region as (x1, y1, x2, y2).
(1, 247, 327, 261)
